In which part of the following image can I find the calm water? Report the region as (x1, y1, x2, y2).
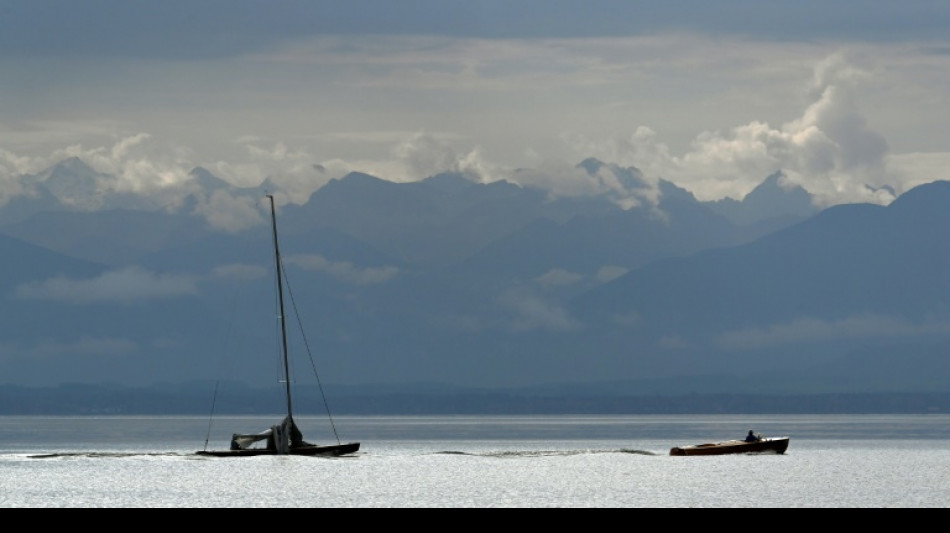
(2, 414, 949, 507)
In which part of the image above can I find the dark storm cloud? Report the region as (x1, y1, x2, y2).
(2, 0, 948, 60)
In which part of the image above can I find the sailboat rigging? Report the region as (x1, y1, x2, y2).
(197, 195, 360, 458)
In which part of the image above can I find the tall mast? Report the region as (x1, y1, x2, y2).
(268, 195, 294, 422)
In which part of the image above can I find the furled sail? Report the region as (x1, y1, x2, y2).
(229, 416, 306, 454)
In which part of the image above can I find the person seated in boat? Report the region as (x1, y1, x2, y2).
(745, 430, 760, 442)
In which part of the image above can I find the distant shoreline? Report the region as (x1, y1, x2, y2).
(1, 385, 948, 415)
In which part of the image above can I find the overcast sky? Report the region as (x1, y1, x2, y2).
(2, 0, 949, 206)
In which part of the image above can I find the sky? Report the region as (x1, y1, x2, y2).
(2, 0, 950, 208)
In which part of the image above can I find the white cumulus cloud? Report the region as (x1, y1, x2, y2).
(586, 51, 904, 207)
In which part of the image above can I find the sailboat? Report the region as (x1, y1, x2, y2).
(197, 195, 360, 458)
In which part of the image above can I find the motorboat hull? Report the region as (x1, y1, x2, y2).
(670, 437, 789, 456)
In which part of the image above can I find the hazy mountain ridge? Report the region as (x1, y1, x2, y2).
(2, 156, 943, 398)
(0, 231, 105, 290)
(709, 171, 819, 227)
(572, 180, 950, 391)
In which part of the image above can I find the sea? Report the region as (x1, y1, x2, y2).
(2, 414, 949, 508)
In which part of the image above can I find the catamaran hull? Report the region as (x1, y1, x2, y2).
(197, 442, 361, 458)
(199, 198, 361, 460)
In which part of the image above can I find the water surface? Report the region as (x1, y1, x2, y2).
(1, 415, 948, 507)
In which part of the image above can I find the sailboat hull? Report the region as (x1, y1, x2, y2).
(199, 197, 360, 460)
(197, 442, 361, 458)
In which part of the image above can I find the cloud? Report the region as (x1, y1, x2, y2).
(212, 263, 269, 281)
(0, 151, 27, 206)
(0, 337, 138, 360)
(888, 152, 950, 191)
(0, 148, 33, 175)
(232, 139, 342, 203)
(657, 336, 694, 351)
(521, 136, 683, 213)
(392, 131, 500, 183)
(287, 254, 399, 285)
(534, 269, 584, 289)
(6, 2, 950, 61)
(596, 266, 629, 283)
(716, 315, 950, 351)
(394, 132, 469, 180)
(511, 163, 604, 198)
(533, 267, 628, 293)
(3, 33, 950, 213)
(612, 311, 642, 329)
(193, 190, 266, 233)
(0, 133, 332, 228)
(15, 267, 198, 304)
(49, 134, 197, 197)
(499, 289, 581, 332)
(598, 51, 900, 206)
(510, 158, 660, 210)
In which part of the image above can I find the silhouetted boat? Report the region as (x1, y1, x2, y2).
(197, 195, 360, 458)
(670, 436, 789, 456)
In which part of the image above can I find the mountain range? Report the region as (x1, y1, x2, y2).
(2, 156, 946, 401)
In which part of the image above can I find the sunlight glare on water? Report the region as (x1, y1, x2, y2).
(2, 416, 950, 507)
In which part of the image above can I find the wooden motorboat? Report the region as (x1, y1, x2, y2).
(670, 437, 789, 456)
